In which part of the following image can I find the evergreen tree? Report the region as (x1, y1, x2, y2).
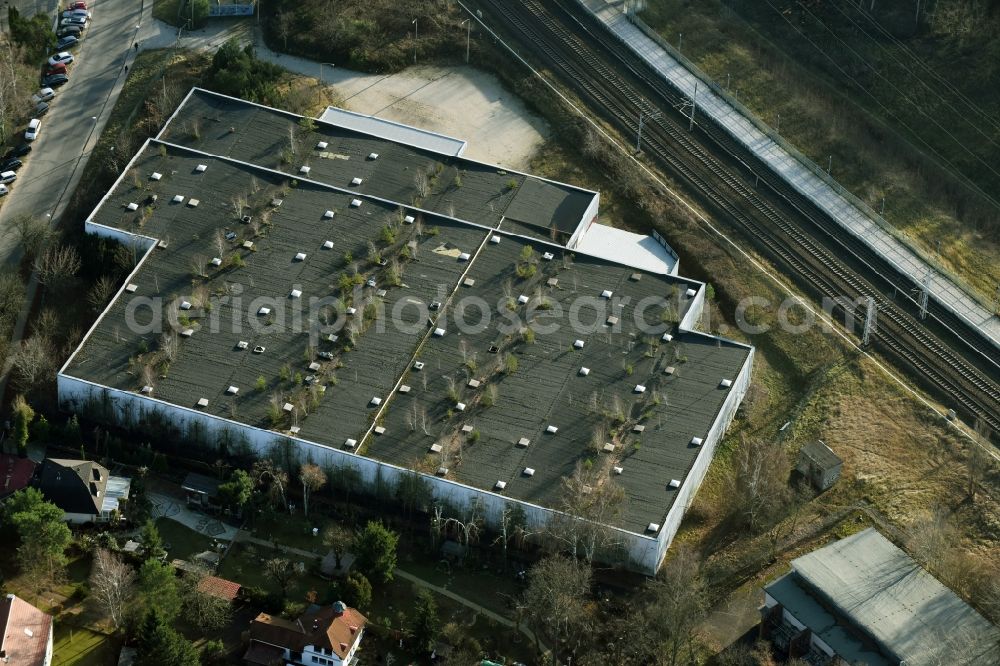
(140, 519, 165, 560)
(353, 521, 398, 584)
(407, 588, 441, 654)
(136, 609, 199, 666)
(12, 396, 33, 458)
(138, 558, 181, 620)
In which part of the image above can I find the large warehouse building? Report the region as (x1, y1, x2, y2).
(58, 88, 753, 573)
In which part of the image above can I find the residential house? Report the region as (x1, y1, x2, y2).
(244, 601, 367, 666)
(0, 454, 36, 499)
(0, 593, 53, 666)
(34, 459, 131, 524)
(197, 575, 242, 603)
(761, 528, 1000, 665)
(181, 472, 222, 511)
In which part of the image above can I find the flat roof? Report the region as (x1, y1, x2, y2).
(159, 89, 596, 242)
(770, 528, 1000, 666)
(63, 133, 751, 534)
(573, 222, 679, 274)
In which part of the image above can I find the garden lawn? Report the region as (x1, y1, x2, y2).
(156, 517, 214, 561)
(52, 626, 121, 666)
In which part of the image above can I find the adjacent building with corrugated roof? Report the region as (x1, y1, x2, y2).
(761, 528, 1000, 665)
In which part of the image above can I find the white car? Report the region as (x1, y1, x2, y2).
(0, 184, 8, 197)
(48, 52, 75, 66)
(31, 87, 55, 104)
(25, 119, 41, 141)
(0, 171, 15, 184)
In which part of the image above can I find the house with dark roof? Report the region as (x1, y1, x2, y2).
(761, 528, 1000, 665)
(0, 593, 53, 666)
(244, 601, 366, 666)
(33, 459, 132, 524)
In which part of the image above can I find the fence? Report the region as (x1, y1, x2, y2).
(209, 2, 255, 17)
(603, 6, 992, 313)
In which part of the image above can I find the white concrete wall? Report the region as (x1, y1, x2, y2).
(566, 191, 601, 250)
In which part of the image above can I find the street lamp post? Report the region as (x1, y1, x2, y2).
(319, 62, 336, 85)
(461, 19, 471, 63)
(412, 18, 418, 64)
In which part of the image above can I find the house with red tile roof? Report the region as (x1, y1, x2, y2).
(197, 575, 242, 603)
(0, 454, 36, 499)
(244, 601, 366, 666)
(0, 594, 53, 666)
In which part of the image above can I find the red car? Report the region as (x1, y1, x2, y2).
(69, 1, 87, 9)
(46, 62, 67, 76)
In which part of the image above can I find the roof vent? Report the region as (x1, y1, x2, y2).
(542, 252, 554, 261)
(488, 345, 500, 354)
(433, 327, 446, 337)
(573, 340, 585, 349)
(663, 365, 676, 375)
(517, 294, 529, 305)
(196, 164, 207, 172)
(373, 426, 385, 435)
(325, 333, 338, 343)
(299, 166, 311, 175)
(368, 152, 379, 160)
(494, 481, 507, 491)
(290, 426, 301, 435)
(634, 384, 646, 394)
(346, 307, 357, 315)
(180, 328, 194, 338)
(668, 479, 681, 488)
(403, 215, 415, 224)
(322, 210, 336, 220)
(351, 177, 363, 186)
(24, 628, 33, 638)
(490, 235, 501, 244)
(141, 385, 153, 394)
(237, 341, 249, 350)
(294, 252, 307, 261)
(150, 172, 162, 180)
(398, 384, 411, 394)
(579, 367, 590, 376)
(646, 523, 660, 533)
(366, 277, 377, 288)
(467, 379, 481, 388)
(685, 287, 697, 297)
(602, 443, 616, 453)
(290, 289, 302, 299)
(547, 277, 558, 287)
(211, 257, 222, 266)
(606, 315, 619, 326)
(172, 194, 184, 203)
(226, 386, 239, 395)
(316, 141, 328, 149)
(283, 402, 294, 413)
(271, 198, 283, 207)
(633, 424, 645, 433)
(258, 306, 271, 316)
(253, 345, 266, 354)
(629, 272, 642, 281)
(461, 424, 474, 433)
(188, 199, 200, 207)
(126, 202, 138, 211)
(546, 425, 558, 434)
(370, 396, 382, 407)
(180, 300, 192, 310)
(197, 398, 209, 408)
(308, 362, 321, 371)
(429, 443, 443, 454)
(458, 252, 471, 262)
(523, 467, 535, 477)
(600, 290, 613, 299)
(344, 438, 357, 449)
(323, 240, 335, 249)
(413, 361, 425, 370)
(720, 378, 733, 388)
(242, 215, 253, 224)
(690, 437, 703, 447)
(517, 437, 530, 448)
(661, 333, 673, 342)
(613, 465, 624, 475)
(463, 278, 476, 287)
(350, 198, 362, 207)
(436, 467, 448, 476)
(455, 402, 466, 412)
(243, 240, 254, 250)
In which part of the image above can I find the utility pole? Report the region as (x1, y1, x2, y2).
(827, 155, 832, 174)
(918, 277, 930, 320)
(636, 110, 660, 152)
(412, 18, 418, 64)
(775, 113, 780, 134)
(461, 19, 471, 63)
(862, 297, 876, 346)
(688, 82, 698, 131)
(677, 32, 682, 52)
(914, 0, 921, 29)
(880, 196, 885, 216)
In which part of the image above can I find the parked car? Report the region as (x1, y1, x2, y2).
(70, 1, 88, 9)
(35, 102, 49, 117)
(42, 74, 69, 88)
(48, 52, 75, 66)
(62, 9, 90, 20)
(24, 119, 41, 141)
(59, 17, 86, 29)
(0, 171, 16, 184)
(32, 87, 55, 104)
(0, 158, 23, 172)
(0, 184, 8, 197)
(46, 63, 68, 77)
(4, 144, 32, 158)
(57, 26, 82, 38)
(57, 36, 79, 49)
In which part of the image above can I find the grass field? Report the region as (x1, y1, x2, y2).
(52, 626, 121, 666)
(640, 0, 1000, 305)
(156, 517, 215, 561)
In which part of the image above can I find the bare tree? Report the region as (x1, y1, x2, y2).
(33, 244, 81, 289)
(520, 556, 592, 661)
(264, 557, 297, 598)
(10, 335, 55, 393)
(414, 170, 430, 198)
(87, 275, 118, 312)
(641, 546, 708, 666)
(550, 457, 625, 563)
(11, 214, 51, 260)
(89, 548, 135, 629)
(299, 463, 326, 517)
(253, 459, 290, 513)
(275, 10, 292, 50)
(321, 524, 354, 570)
(725, 435, 791, 532)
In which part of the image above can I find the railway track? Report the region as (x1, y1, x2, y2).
(472, 0, 1000, 439)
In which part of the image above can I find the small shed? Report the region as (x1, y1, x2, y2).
(796, 440, 842, 491)
(181, 472, 222, 509)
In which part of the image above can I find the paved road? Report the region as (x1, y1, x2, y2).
(0, 0, 143, 267)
